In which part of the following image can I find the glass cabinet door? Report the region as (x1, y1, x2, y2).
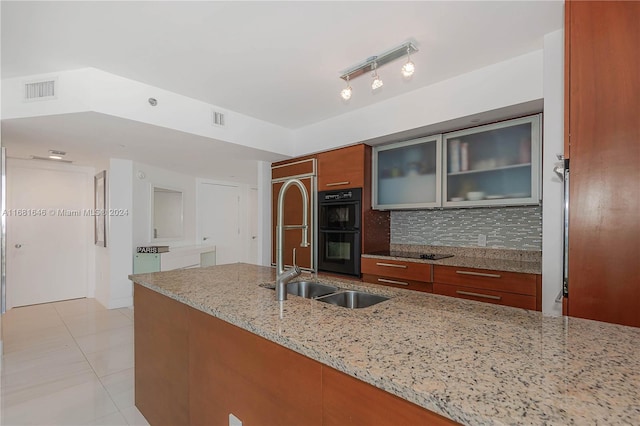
(372, 135, 442, 209)
(443, 115, 541, 207)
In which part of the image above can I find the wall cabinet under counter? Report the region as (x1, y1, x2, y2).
(372, 114, 541, 210)
(433, 265, 541, 311)
(361, 257, 433, 293)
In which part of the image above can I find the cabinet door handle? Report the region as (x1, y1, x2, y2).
(455, 270, 501, 278)
(378, 278, 409, 286)
(456, 290, 501, 300)
(376, 262, 407, 269)
(325, 181, 350, 187)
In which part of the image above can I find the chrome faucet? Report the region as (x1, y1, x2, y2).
(275, 179, 310, 301)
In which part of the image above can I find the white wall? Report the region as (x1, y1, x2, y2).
(293, 50, 544, 155)
(541, 30, 565, 316)
(100, 158, 134, 309)
(2, 68, 294, 157)
(132, 162, 197, 248)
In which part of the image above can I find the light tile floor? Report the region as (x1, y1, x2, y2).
(0, 298, 149, 426)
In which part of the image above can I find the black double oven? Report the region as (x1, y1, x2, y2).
(318, 188, 361, 276)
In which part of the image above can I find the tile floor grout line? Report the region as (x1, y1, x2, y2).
(54, 302, 126, 424)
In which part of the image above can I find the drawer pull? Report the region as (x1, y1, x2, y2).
(378, 278, 409, 286)
(456, 290, 501, 301)
(325, 181, 350, 187)
(376, 262, 408, 269)
(456, 270, 501, 278)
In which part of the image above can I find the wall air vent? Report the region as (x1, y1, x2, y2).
(24, 78, 57, 101)
(212, 110, 226, 127)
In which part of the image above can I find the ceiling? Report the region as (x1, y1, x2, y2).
(1, 1, 563, 182)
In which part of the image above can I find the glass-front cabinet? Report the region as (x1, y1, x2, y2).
(443, 115, 541, 207)
(371, 114, 541, 210)
(372, 135, 442, 209)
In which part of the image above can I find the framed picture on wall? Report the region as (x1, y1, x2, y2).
(95, 170, 107, 247)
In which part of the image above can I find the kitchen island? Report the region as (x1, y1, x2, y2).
(131, 263, 639, 425)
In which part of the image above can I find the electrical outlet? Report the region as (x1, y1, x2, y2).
(229, 414, 242, 426)
(478, 234, 487, 247)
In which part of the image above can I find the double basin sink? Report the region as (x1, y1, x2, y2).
(263, 281, 389, 309)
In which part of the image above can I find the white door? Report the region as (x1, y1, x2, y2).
(248, 188, 259, 265)
(198, 182, 241, 265)
(7, 163, 90, 308)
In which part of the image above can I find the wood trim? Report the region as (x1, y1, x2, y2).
(433, 265, 538, 296)
(322, 367, 460, 426)
(188, 307, 323, 426)
(134, 284, 189, 426)
(272, 156, 316, 180)
(434, 283, 537, 311)
(362, 273, 433, 293)
(566, 1, 640, 327)
(361, 257, 431, 282)
(564, 0, 572, 158)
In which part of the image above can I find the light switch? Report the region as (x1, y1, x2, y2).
(478, 234, 487, 247)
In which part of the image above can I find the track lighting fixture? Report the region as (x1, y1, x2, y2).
(339, 41, 418, 99)
(401, 46, 415, 77)
(371, 62, 383, 91)
(340, 75, 352, 100)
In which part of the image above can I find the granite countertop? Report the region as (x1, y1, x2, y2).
(130, 264, 639, 426)
(362, 245, 542, 274)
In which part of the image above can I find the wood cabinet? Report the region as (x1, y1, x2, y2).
(271, 156, 316, 269)
(317, 144, 366, 190)
(564, 1, 640, 327)
(134, 284, 459, 426)
(361, 257, 432, 293)
(433, 265, 541, 311)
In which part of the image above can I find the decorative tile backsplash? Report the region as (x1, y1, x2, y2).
(391, 206, 542, 251)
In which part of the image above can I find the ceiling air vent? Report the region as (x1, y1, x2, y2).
(212, 110, 226, 127)
(24, 78, 57, 101)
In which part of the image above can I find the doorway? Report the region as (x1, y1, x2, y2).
(197, 182, 242, 265)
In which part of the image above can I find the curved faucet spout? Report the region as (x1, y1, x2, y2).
(275, 179, 310, 301)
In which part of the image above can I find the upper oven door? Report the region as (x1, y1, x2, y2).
(319, 188, 361, 230)
(319, 202, 360, 230)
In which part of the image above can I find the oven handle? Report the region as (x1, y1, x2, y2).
(318, 228, 360, 233)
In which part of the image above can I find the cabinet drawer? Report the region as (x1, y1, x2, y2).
(433, 265, 537, 296)
(317, 145, 365, 189)
(433, 283, 537, 310)
(363, 274, 433, 293)
(361, 257, 431, 282)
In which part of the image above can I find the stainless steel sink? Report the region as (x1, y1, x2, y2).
(262, 281, 338, 299)
(315, 291, 389, 309)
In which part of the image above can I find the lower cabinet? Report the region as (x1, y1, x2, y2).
(433, 265, 541, 311)
(361, 257, 433, 293)
(134, 284, 459, 426)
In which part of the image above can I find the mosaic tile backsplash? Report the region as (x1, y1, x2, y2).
(391, 206, 542, 250)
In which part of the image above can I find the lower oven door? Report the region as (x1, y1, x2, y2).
(318, 230, 361, 276)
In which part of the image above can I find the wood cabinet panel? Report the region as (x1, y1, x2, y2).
(271, 156, 316, 180)
(566, 1, 640, 327)
(322, 367, 459, 426)
(433, 265, 541, 311)
(188, 307, 323, 426)
(361, 257, 431, 282)
(134, 284, 189, 426)
(434, 282, 537, 311)
(433, 265, 537, 296)
(317, 144, 366, 189)
(271, 177, 313, 269)
(362, 273, 433, 293)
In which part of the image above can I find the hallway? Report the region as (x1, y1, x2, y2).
(0, 298, 148, 425)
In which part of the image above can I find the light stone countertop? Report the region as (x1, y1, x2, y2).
(131, 263, 640, 426)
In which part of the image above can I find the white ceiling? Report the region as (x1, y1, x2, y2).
(1, 1, 563, 181)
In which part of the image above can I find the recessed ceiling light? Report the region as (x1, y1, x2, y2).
(48, 149, 66, 160)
